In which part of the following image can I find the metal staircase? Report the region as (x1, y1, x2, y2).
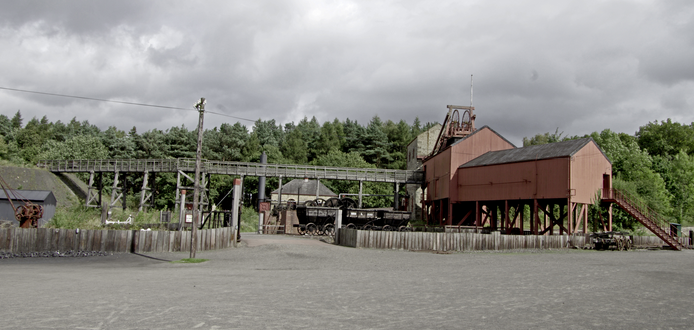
(603, 188, 684, 251)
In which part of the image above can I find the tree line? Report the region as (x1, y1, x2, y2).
(523, 119, 694, 228)
(2, 110, 692, 228)
(0, 111, 435, 210)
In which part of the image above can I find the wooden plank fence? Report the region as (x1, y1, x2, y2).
(338, 229, 691, 251)
(632, 235, 691, 248)
(0, 227, 236, 253)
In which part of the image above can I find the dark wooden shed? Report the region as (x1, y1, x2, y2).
(453, 138, 612, 234)
(0, 190, 57, 227)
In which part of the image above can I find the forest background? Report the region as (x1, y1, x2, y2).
(1, 110, 693, 231)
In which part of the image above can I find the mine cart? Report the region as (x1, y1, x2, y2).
(342, 208, 379, 230)
(295, 205, 338, 236)
(376, 210, 412, 231)
(591, 231, 633, 251)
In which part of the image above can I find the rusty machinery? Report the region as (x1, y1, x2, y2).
(0, 175, 44, 228)
(591, 231, 633, 251)
(428, 105, 476, 159)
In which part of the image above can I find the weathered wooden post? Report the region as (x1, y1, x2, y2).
(335, 209, 343, 245)
(190, 97, 205, 258)
(178, 190, 186, 232)
(231, 178, 242, 247)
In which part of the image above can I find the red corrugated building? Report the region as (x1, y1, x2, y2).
(454, 138, 612, 234)
(422, 126, 515, 224)
(421, 110, 613, 234)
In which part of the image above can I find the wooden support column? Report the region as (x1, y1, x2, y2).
(491, 204, 497, 231)
(358, 180, 363, 208)
(394, 182, 400, 211)
(107, 171, 123, 223)
(175, 171, 181, 213)
(530, 199, 540, 235)
(504, 200, 509, 234)
(231, 178, 242, 248)
(277, 176, 283, 205)
(543, 205, 548, 235)
(567, 200, 573, 234)
(178, 190, 187, 232)
(519, 203, 524, 235)
(549, 204, 554, 235)
(86, 171, 101, 208)
(583, 203, 588, 234)
(139, 171, 152, 212)
(475, 200, 480, 227)
(608, 203, 613, 231)
(316, 178, 321, 200)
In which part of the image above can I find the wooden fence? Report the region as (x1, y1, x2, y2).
(338, 229, 691, 252)
(632, 235, 691, 248)
(338, 229, 587, 251)
(0, 227, 237, 253)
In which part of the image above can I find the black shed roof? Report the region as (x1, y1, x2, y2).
(460, 138, 608, 168)
(0, 190, 56, 203)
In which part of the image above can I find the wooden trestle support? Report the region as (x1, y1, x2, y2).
(86, 169, 210, 225)
(428, 198, 597, 236)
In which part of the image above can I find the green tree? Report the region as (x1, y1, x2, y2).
(383, 119, 411, 169)
(102, 126, 136, 159)
(295, 116, 321, 161)
(10, 110, 22, 129)
(315, 120, 342, 156)
(342, 118, 366, 154)
(252, 119, 283, 148)
(14, 117, 47, 163)
(0, 114, 12, 137)
(361, 116, 392, 167)
(135, 129, 169, 159)
(590, 129, 672, 228)
(165, 125, 195, 158)
(655, 151, 694, 224)
(216, 122, 247, 161)
(280, 127, 308, 164)
(37, 135, 109, 160)
(636, 119, 694, 157)
(522, 128, 565, 146)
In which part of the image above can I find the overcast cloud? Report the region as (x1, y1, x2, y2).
(1, 0, 692, 146)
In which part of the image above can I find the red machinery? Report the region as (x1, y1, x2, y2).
(0, 175, 43, 228)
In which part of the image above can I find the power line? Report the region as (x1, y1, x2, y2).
(0, 86, 256, 122)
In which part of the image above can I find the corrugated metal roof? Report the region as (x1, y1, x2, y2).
(460, 138, 603, 168)
(0, 190, 55, 202)
(271, 179, 337, 196)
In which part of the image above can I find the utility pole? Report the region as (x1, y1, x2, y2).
(191, 97, 206, 258)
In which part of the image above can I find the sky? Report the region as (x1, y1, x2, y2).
(0, 0, 692, 146)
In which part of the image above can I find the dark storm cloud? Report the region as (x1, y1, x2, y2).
(0, 1, 156, 34)
(0, 0, 692, 146)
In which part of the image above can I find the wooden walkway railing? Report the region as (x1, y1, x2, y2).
(0, 227, 236, 254)
(36, 158, 425, 184)
(603, 188, 684, 251)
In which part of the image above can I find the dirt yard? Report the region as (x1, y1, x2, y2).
(1, 233, 692, 329)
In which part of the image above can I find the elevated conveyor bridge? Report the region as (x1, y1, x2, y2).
(37, 159, 424, 214)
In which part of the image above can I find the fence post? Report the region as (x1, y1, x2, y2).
(335, 209, 342, 245)
(231, 178, 242, 248)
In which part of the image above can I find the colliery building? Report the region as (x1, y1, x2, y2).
(409, 105, 612, 235)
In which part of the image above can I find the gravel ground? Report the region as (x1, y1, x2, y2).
(1, 233, 693, 329)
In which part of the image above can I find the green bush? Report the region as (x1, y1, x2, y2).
(239, 205, 258, 232)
